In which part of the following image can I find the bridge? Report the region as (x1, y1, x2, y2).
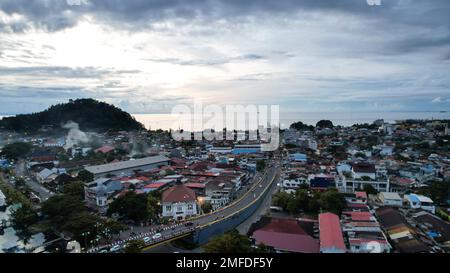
(87, 163, 280, 253)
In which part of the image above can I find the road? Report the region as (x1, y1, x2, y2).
(15, 160, 54, 201)
(88, 162, 280, 253)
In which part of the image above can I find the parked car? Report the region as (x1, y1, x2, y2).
(143, 237, 151, 243)
(184, 221, 194, 227)
(109, 245, 121, 252)
(152, 233, 162, 240)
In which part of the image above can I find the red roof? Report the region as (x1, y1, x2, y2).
(135, 176, 151, 182)
(184, 183, 206, 189)
(319, 212, 346, 251)
(144, 182, 167, 189)
(252, 218, 319, 253)
(95, 145, 115, 154)
(355, 191, 368, 199)
(344, 211, 373, 221)
(161, 184, 196, 203)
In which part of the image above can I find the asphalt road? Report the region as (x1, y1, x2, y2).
(88, 163, 280, 253)
(15, 160, 54, 201)
(139, 163, 280, 253)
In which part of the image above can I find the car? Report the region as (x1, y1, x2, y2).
(184, 221, 194, 227)
(109, 245, 121, 252)
(98, 249, 108, 253)
(143, 237, 151, 243)
(152, 233, 162, 240)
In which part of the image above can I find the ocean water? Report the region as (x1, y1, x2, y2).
(2, 111, 449, 131)
(132, 111, 450, 131)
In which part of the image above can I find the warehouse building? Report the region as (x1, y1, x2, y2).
(85, 155, 170, 179)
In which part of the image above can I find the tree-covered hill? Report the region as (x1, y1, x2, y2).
(0, 98, 144, 132)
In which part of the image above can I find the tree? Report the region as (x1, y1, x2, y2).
(363, 184, 378, 195)
(307, 197, 320, 213)
(62, 181, 85, 200)
(107, 191, 149, 222)
(10, 204, 38, 231)
(272, 191, 292, 211)
(295, 189, 310, 212)
(418, 181, 450, 205)
(62, 211, 101, 248)
(147, 194, 160, 220)
(256, 160, 266, 171)
(203, 229, 253, 253)
(201, 202, 213, 214)
(316, 120, 333, 129)
(77, 170, 94, 183)
(124, 239, 146, 253)
(290, 121, 314, 131)
(41, 194, 86, 227)
(0, 142, 33, 160)
(319, 189, 346, 216)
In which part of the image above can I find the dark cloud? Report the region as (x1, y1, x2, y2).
(1, 0, 448, 33)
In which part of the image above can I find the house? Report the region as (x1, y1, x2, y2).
(288, 153, 307, 162)
(94, 145, 115, 154)
(161, 182, 198, 220)
(249, 217, 319, 253)
(37, 168, 66, 184)
(375, 207, 429, 253)
(379, 192, 403, 207)
(204, 179, 234, 210)
(319, 212, 347, 253)
(404, 194, 436, 214)
(84, 178, 122, 214)
(336, 162, 389, 193)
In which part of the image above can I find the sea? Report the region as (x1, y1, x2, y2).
(1, 111, 450, 131)
(131, 111, 450, 131)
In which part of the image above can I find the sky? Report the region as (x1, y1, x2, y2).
(0, 0, 449, 115)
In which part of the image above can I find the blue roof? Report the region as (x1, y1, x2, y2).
(290, 153, 307, 161)
(232, 149, 260, 154)
(407, 194, 420, 203)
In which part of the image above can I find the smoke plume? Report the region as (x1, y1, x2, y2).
(63, 121, 89, 150)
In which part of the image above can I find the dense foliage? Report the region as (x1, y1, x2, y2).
(0, 142, 33, 160)
(290, 121, 314, 131)
(316, 120, 334, 128)
(272, 187, 346, 216)
(203, 229, 254, 253)
(0, 98, 144, 132)
(107, 191, 150, 222)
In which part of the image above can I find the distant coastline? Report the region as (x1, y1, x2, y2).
(2, 111, 449, 131)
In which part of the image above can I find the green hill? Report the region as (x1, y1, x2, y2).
(0, 98, 145, 132)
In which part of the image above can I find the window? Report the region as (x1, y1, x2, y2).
(188, 204, 193, 210)
(166, 205, 172, 211)
(177, 206, 183, 212)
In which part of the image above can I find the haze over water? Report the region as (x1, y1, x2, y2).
(132, 111, 450, 131)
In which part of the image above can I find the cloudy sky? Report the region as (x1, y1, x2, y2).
(0, 0, 449, 115)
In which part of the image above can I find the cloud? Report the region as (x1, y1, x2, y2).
(432, 97, 450, 103)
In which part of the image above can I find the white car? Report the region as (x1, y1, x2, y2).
(152, 233, 162, 240)
(109, 245, 121, 252)
(143, 237, 151, 243)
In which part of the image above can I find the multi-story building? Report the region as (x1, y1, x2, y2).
(161, 182, 198, 220)
(336, 162, 389, 193)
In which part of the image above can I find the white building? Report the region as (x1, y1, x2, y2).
(161, 183, 198, 220)
(379, 192, 403, 207)
(336, 162, 389, 193)
(404, 194, 435, 214)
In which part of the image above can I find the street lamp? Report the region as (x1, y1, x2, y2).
(81, 231, 90, 250)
